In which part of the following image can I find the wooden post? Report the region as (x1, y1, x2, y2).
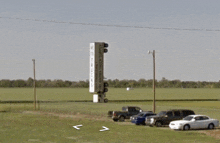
(153, 50, 156, 113)
(32, 59, 36, 110)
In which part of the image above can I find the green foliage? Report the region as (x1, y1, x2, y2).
(0, 79, 12, 87)
(0, 77, 220, 88)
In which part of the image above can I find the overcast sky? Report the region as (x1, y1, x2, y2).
(0, 0, 220, 81)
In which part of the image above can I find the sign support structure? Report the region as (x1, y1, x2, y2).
(32, 59, 37, 110)
(89, 42, 108, 103)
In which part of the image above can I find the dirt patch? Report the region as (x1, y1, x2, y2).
(115, 121, 134, 126)
(22, 111, 112, 122)
(199, 128, 220, 140)
(0, 110, 7, 113)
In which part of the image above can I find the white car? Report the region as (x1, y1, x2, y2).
(169, 115, 219, 130)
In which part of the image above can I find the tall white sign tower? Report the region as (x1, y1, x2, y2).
(89, 42, 108, 103)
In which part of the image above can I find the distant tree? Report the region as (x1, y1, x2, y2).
(158, 77, 169, 88)
(26, 77, 34, 87)
(77, 80, 89, 88)
(107, 79, 113, 87)
(128, 80, 137, 88)
(0, 79, 12, 87)
(138, 79, 147, 87)
(112, 79, 120, 88)
(172, 80, 182, 88)
(36, 80, 47, 87)
(146, 79, 153, 88)
(0, 77, 220, 88)
(71, 81, 78, 87)
(120, 80, 129, 88)
(64, 80, 72, 87)
(12, 79, 26, 87)
(213, 82, 220, 88)
(55, 79, 65, 87)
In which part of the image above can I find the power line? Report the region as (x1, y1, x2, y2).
(1, 16, 220, 32)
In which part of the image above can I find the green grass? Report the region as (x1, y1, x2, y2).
(1, 101, 220, 120)
(5, 101, 220, 120)
(0, 109, 219, 143)
(0, 88, 220, 142)
(39, 101, 220, 120)
(0, 88, 220, 101)
(0, 88, 91, 101)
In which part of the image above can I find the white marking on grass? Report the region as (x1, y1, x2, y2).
(73, 124, 83, 130)
(99, 126, 109, 132)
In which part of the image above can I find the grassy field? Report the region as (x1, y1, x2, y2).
(0, 111, 218, 143)
(0, 88, 220, 101)
(0, 88, 220, 142)
(2, 101, 220, 119)
(1, 101, 220, 143)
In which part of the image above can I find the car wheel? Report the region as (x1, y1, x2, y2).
(155, 121, 162, 127)
(183, 124, 190, 131)
(113, 119, 118, 122)
(104, 98, 108, 103)
(208, 123, 214, 130)
(141, 121, 146, 125)
(119, 116, 125, 122)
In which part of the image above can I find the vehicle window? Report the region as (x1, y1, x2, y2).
(122, 107, 126, 111)
(182, 111, 187, 116)
(195, 117, 201, 120)
(189, 111, 195, 115)
(166, 111, 173, 117)
(202, 116, 209, 120)
(158, 111, 166, 116)
(182, 110, 194, 116)
(145, 114, 153, 117)
(174, 111, 181, 116)
(199, 117, 204, 120)
(183, 116, 193, 121)
(135, 107, 140, 111)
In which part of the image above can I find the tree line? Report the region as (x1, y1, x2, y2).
(0, 77, 220, 88)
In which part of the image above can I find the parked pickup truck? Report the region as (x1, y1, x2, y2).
(145, 109, 195, 127)
(108, 106, 143, 122)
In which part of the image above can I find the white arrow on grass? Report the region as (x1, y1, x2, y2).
(73, 125, 83, 130)
(100, 126, 109, 132)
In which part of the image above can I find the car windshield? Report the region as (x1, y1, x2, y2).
(137, 113, 144, 116)
(183, 116, 194, 121)
(157, 111, 166, 116)
(122, 107, 126, 111)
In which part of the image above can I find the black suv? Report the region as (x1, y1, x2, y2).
(145, 109, 195, 127)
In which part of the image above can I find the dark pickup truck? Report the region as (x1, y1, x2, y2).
(145, 109, 195, 127)
(108, 106, 143, 122)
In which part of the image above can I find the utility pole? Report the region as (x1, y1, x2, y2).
(148, 50, 156, 113)
(32, 59, 36, 110)
(152, 50, 156, 113)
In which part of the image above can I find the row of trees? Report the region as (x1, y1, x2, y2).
(0, 77, 220, 88)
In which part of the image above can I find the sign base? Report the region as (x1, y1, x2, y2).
(93, 94, 98, 103)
